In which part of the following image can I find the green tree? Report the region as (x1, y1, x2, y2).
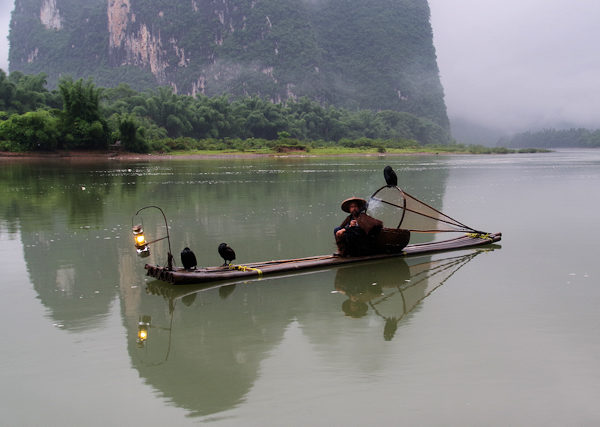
(58, 77, 109, 149)
(118, 114, 148, 153)
(141, 86, 194, 137)
(0, 69, 16, 111)
(0, 70, 58, 113)
(59, 77, 103, 123)
(0, 109, 60, 151)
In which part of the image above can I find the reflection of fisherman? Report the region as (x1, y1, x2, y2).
(334, 197, 383, 256)
(334, 263, 388, 318)
(339, 284, 382, 318)
(335, 260, 411, 339)
(335, 266, 383, 318)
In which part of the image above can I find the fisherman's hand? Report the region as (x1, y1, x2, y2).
(350, 220, 358, 227)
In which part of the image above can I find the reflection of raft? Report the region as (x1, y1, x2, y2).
(145, 232, 501, 285)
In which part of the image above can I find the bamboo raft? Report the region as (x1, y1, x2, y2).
(145, 232, 501, 285)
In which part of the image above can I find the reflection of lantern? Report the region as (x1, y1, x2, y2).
(137, 315, 151, 347)
(138, 327, 148, 341)
(132, 224, 150, 257)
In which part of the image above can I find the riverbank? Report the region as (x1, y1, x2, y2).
(0, 146, 549, 161)
(0, 149, 440, 161)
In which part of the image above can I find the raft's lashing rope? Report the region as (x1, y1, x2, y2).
(229, 265, 263, 275)
(466, 232, 493, 240)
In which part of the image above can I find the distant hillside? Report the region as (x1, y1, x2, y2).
(449, 116, 508, 146)
(499, 128, 600, 148)
(9, 0, 448, 129)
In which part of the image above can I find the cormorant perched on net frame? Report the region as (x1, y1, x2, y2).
(383, 165, 398, 187)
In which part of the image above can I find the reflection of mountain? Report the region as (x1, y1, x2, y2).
(21, 221, 121, 330)
(1, 161, 160, 330)
(128, 285, 294, 416)
(0, 158, 458, 414)
(4, 161, 123, 330)
(130, 249, 490, 417)
(3, 159, 451, 332)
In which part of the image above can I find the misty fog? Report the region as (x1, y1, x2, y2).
(429, 0, 600, 142)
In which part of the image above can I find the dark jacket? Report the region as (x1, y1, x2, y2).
(339, 212, 383, 236)
(336, 212, 383, 256)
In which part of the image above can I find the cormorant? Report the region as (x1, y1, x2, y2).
(218, 243, 236, 266)
(383, 165, 398, 187)
(180, 247, 197, 270)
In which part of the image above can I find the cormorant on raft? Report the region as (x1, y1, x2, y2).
(180, 247, 197, 270)
(383, 165, 398, 187)
(218, 243, 236, 266)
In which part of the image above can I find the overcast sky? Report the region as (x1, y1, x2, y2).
(429, 0, 600, 131)
(0, 0, 9, 73)
(1, 0, 599, 132)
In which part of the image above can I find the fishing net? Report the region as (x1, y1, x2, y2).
(366, 185, 480, 234)
(367, 252, 483, 340)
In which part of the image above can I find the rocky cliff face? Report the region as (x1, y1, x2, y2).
(39, 0, 63, 30)
(107, 0, 169, 83)
(9, 0, 448, 128)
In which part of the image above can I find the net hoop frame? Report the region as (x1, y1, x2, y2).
(368, 185, 480, 233)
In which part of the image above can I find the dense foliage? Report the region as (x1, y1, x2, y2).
(9, 0, 448, 129)
(500, 128, 600, 148)
(0, 69, 450, 152)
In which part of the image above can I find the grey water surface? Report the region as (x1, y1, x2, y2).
(1, 150, 599, 425)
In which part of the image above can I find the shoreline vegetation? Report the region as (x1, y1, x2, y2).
(0, 70, 553, 157)
(0, 145, 551, 161)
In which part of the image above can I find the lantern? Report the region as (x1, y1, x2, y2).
(132, 224, 150, 257)
(131, 206, 174, 270)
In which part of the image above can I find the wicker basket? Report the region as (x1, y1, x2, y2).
(375, 228, 410, 253)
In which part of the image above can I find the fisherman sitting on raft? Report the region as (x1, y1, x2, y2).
(334, 197, 383, 256)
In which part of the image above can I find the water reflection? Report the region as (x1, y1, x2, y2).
(133, 248, 494, 417)
(1, 161, 124, 330)
(4, 153, 600, 424)
(22, 222, 122, 330)
(0, 158, 454, 418)
(1, 158, 451, 332)
(335, 251, 485, 340)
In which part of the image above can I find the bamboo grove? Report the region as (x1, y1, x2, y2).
(0, 70, 450, 153)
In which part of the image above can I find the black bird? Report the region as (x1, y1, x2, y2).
(218, 243, 236, 266)
(383, 165, 398, 187)
(180, 247, 197, 270)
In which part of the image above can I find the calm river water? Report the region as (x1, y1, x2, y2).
(1, 150, 599, 425)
